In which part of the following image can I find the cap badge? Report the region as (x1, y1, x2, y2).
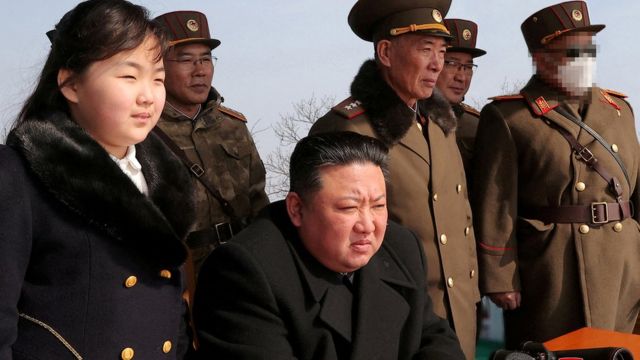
(532, 16, 538, 23)
(572, 9, 583, 21)
(432, 9, 443, 23)
(462, 29, 472, 40)
(186, 19, 199, 32)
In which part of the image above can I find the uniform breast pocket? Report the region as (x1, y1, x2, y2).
(516, 216, 556, 260)
(220, 142, 251, 160)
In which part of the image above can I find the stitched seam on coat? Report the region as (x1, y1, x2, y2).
(19, 313, 83, 360)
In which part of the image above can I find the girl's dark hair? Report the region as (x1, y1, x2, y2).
(15, 0, 166, 125)
(289, 131, 389, 200)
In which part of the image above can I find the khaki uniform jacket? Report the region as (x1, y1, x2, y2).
(310, 60, 479, 360)
(473, 76, 640, 347)
(157, 88, 269, 271)
(454, 103, 480, 181)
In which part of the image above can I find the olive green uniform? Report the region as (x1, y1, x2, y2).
(473, 76, 640, 347)
(157, 89, 269, 272)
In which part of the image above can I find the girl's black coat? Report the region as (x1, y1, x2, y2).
(0, 113, 195, 359)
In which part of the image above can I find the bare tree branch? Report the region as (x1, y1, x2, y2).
(265, 94, 334, 199)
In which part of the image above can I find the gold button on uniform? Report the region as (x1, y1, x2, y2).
(162, 340, 172, 354)
(447, 277, 454, 288)
(159, 270, 172, 279)
(456, 184, 462, 194)
(121, 347, 134, 360)
(464, 227, 470, 236)
(613, 222, 623, 232)
(470, 269, 476, 278)
(579, 224, 590, 234)
(124, 276, 137, 288)
(440, 234, 448, 245)
(611, 144, 619, 153)
(575, 182, 586, 192)
(433, 193, 438, 201)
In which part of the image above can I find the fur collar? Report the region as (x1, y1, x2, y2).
(350, 59, 456, 145)
(7, 112, 195, 268)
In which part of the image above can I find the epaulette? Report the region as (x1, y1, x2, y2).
(332, 97, 366, 119)
(602, 88, 627, 99)
(488, 94, 524, 101)
(461, 103, 480, 117)
(218, 105, 247, 122)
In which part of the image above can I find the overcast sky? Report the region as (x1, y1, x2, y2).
(1, 0, 638, 160)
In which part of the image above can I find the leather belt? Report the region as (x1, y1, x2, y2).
(186, 221, 243, 247)
(522, 200, 633, 225)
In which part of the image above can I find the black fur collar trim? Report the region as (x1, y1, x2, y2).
(350, 60, 456, 145)
(7, 112, 195, 268)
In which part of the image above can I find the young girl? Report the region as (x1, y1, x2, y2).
(0, 1, 195, 359)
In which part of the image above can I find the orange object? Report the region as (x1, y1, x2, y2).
(544, 327, 640, 359)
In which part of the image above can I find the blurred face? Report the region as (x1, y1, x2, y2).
(532, 32, 596, 96)
(60, 35, 165, 158)
(286, 162, 388, 273)
(436, 52, 474, 104)
(163, 43, 214, 117)
(377, 33, 447, 106)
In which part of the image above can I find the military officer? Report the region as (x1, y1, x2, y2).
(436, 18, 486, 178)
(309, 0, 479, 358)
(472, 1, 640, 348)
(154, 11, 269, 273)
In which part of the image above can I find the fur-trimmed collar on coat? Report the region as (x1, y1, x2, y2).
(351, 60, 456, 145)
(7, 112, 195, 268)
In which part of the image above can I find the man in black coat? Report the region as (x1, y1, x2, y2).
(193, 132, 464, 359)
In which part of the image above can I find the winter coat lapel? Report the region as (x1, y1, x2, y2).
(7, 112, 194, 268)
(350, 60, 456, 150)
(350, 246, 415, 360)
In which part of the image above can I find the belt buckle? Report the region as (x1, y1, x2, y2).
(214, 222, 234, 244)
(591, 202, 609, 224)
(576, 148, 594, 163)
(190, 164, 205, 177)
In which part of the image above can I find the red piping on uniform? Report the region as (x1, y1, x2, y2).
(478, 242, 514, 251)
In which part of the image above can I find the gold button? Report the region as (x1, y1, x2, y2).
(579, 224, 590, 234)
(162, 340, 172, 354)
(456, 184, 463, 194)
(159, 270, 172, 279)
(124, 276, 137, 288)
(440, 234, 448, 245)
(470, 269, 476, 278)
(121, 347, 134, 360)
(447, 277, 454, 288)
(611, 144, 619, 153)
(433, 193, 438, 201)
(613, 222, 623, 232)
(575, 182, 586, 192)
(464, 227, 470, 236)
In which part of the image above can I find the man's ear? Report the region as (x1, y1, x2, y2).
(285, 192, 304, 227)
(58, 68, 79, 104)
(376, 39, 392, 67)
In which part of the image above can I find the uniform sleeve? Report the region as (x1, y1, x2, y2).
(0, 147, 33, 358)
(193, 243, 296, 359)
(471, 104, 521, 294)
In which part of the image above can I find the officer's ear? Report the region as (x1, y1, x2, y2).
(286, 192, 304, 227)
(376, 39, 393, 67)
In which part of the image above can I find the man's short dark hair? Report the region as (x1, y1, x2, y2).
(289, 131, 389, 199)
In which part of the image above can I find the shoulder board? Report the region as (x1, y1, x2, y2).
(332, 97, 366, 120)
(602, 88, 628, 99)
(218, 105, 247, 122)
(461, 103, 480, 117)
(488, 94, 524, 101)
